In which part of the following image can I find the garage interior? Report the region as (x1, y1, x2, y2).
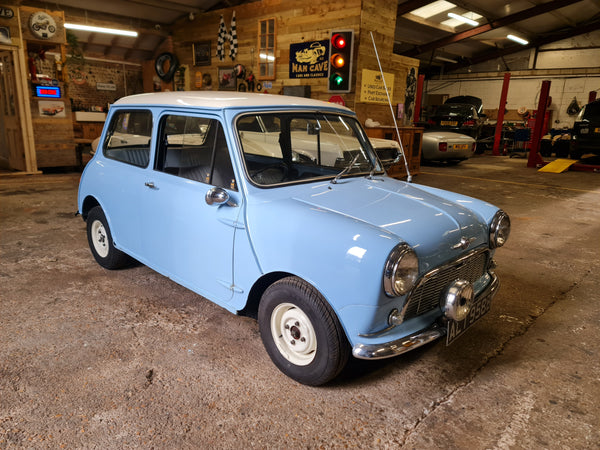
(1, 0, 599, 447)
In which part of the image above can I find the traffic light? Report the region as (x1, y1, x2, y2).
(328, 30, 354, 93)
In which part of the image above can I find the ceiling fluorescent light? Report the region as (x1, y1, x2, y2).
(65, 23, 138, 37)
(435, 56, 457, 63)
(507, 34, 528, 45)
(447, 12, 479, 26)
(411, 1, 456, 19)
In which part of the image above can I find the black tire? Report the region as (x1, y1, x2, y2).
(569, 141, 582, 160)
(86, 206, 132, 269)
(258, 277, 350, 386)
(155, 52, 179, 82)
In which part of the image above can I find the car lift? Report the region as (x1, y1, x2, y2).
(526, 80, 599, 173)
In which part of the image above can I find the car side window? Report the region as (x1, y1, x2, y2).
(155, 115, 237, 191)
(103, 110, 152, 167)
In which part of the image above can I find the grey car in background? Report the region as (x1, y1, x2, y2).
(422, 131, 476, 163)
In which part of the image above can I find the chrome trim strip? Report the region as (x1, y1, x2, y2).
(353, 272, 499, 360)
(353, 324, 445, 360)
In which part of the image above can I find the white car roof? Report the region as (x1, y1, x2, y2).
(112, 91, 353, 113)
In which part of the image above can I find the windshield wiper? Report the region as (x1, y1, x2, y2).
(331, 153, 360, 184)
(367, 163, 380, 180)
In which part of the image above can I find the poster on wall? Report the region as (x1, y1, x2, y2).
(289, 40, 329, 79)
(193, 41, 211, 66)
(359, 69, 394, 104)
(0, 26, 10, 44)
(404, 67, 417, 125)
(38, 101, 65, 118)
(218, 67, 236, 90)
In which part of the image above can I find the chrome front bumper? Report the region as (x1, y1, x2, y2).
(352, 272, 499, 360)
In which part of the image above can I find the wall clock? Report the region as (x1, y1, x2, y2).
(29, 11, 57, 40)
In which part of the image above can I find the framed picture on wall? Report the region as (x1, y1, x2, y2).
(218, 67, 236, 91)
(0, 26, 10, 44)
(193, 41, 211, 66)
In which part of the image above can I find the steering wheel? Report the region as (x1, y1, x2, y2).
(252, 163, 289, 184)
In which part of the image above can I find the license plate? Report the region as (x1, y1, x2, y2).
(441, 121, 458, 126)
(446, 290, 493, 345)
(452, 144, 469, 150)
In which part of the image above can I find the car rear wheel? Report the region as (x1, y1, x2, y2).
(86, 206, 132, 269)
(258, 276, 349, 386)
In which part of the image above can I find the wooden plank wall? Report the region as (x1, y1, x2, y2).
(172, 0, 361, 101)
(170, 0, 419, 127)
(354, 0, 420, 126)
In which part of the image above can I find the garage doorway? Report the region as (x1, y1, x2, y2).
(0, 47, 36, 172)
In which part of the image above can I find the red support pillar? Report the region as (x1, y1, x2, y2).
(527, 80, 550, 168)
(492, 73, 511, 156)
(413, 74, 425, 124)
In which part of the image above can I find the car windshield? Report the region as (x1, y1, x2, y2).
(237, 112, 381, 186)
(436, 104, 476, 116)
(577, 101, 600, 121)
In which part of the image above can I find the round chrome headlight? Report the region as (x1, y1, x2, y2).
(383, 244, 419, 297)
(490, 210, 510, 248)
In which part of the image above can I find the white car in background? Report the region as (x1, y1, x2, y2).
(422, 131, 476, 163)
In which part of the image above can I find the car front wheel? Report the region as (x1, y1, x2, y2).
(86, 206, 132, 269)
(258, 277, 349, 386)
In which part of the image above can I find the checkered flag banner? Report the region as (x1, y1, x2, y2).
(229, 11, 238, 60)
(217, 14, 226, 61)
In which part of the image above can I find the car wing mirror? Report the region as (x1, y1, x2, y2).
(307, 123, 321, 135)
(393, 150, 404, 163)
(205, 187, 237, 207)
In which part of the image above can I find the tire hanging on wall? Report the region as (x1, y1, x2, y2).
(155, 52, 179, 82)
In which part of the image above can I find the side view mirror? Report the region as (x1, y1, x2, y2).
(205, 187, 237, 207)
(392, 150, 404, 164)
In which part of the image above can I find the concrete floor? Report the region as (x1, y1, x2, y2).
(1, 155, 599, 448)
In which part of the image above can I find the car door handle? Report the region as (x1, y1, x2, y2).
(144, 181, 156, 189)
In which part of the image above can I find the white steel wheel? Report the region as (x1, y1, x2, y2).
(270, 302, 317, 366)
(86, 206, 132, 269)
(258, 276, 350, 386)
(90, 219, 110, 258)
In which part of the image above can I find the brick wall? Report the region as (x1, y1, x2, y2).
(36, 56, 143, 111)
(67, 60, 144, 111)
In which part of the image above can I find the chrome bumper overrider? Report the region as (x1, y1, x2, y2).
(352, 272, 500, 360)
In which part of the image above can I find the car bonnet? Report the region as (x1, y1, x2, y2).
(289, 177, 488, 268)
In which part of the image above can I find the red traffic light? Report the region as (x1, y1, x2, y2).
(331, 33, 347, 49)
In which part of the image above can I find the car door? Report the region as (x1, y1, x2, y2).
(139, 113, 241, 306)
(98, 108, 154, 258)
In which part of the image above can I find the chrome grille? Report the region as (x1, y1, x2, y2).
(404, 250, 489, 320)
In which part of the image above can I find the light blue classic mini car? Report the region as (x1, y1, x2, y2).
(78, 92, 510, 385)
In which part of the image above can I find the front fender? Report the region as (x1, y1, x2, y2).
(245, 198, 402, 343)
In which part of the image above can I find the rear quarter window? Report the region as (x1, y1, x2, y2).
(103, 110, 153, 167)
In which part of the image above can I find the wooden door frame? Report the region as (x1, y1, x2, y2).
(0, 44, 38, 173)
